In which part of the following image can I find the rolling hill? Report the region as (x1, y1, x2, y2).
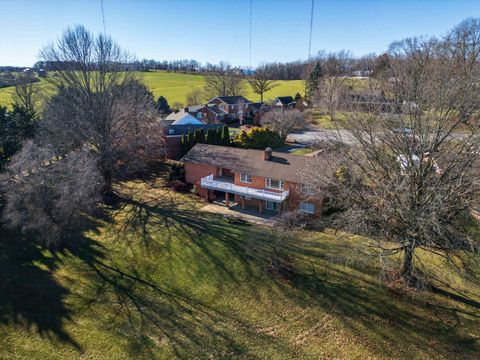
(0, 71, 305, 107)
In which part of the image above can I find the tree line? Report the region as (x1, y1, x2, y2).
(181, 126, 231, 154)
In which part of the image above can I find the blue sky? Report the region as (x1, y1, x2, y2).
(0, 0, 479, 67)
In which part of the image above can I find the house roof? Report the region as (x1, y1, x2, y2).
(207, 106, 228, 115)
(181, 144, 315, 183)
(248, 102, 265, 112)
(165, 109, 187, 121)
(275, 96, 295, 106)
(210, 96, 252, 105)
(165, 124, 224, 136)
(172, 114, 205, 125)
(186, 104, 204, 113)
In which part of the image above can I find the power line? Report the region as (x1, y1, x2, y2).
(100, 0, 106, 35)
(249, 0, 252, 69)
(308, 0, 315, 59)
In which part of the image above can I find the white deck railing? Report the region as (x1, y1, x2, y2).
(200, 174, 289, 202)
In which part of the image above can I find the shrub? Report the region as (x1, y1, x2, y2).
(165, 161, 185, 182)
(232, 127, 284, 149)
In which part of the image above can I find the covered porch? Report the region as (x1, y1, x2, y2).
(200, 174, 289, 214)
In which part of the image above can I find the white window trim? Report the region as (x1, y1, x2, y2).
(240, 173, 252, 183)
(300, 202, 315, 214)
(265, 178, 284, 190)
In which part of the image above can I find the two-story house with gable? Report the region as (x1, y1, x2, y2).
(181, 144, 322, 216)
(205, 96, 253, 123)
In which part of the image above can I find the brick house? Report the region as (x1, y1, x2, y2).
(182, 144, 322, 216)
(205, 96, 253, 123)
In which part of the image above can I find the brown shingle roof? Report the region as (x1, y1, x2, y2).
(181, 144, 313, 183)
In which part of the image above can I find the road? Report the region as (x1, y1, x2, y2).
(287, 128, 472, 147)
(287, 129, 357, 145)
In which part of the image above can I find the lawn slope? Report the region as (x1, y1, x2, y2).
(0, 72, 305, 107)
(0, 177, 479, 359)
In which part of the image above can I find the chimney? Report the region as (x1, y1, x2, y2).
(264, 147, 272, 161)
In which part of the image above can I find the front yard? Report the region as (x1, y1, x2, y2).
(0, 176, 479, 359)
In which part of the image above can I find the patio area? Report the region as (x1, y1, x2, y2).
(200, 203, 277, 226)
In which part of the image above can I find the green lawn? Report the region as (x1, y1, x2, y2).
(0, 71, 305, 108)
(1, 174, 479, 359)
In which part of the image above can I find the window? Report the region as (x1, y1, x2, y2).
(265, 201, 279, 211)
(240, 173, 252, 183)
(196, 112, 203, 119)
(265, 178, 284, 190)
(168, 129, 174, 135)
(301, 184, 315, 195)
(300, 202, 315, 214)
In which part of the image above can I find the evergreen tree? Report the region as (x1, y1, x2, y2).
(181, 133, 188, 153)
(194, 129, 203, 144)
(206, 129, 214, 144)
(199, 128, 206, 143)
(187, 131, 195, 151)
(155, 95, 171, 114)
(306, 62, 324, 99)
(222, 126, 231, 146)
(214, 127, 223, 144)
(0, 104, 37, 171)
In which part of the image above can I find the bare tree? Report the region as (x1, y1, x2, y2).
(185, 88, 205, 106)
(443, 18, 480, 123)
(316, 51, 354, 121)
(248, 65, 278, 101)
(261, 109, 306, 140)
(1, 141, 101, 248)
(302, 34, 480, 286)
(12, 74, 40, 114)
(204, 63, 245, 98)
(39, 25, 159, 195)
(38, 79, 161, 185)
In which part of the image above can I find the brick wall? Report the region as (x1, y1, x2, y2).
(165, 136, 183, 160)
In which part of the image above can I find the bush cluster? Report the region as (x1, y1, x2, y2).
(232, 127, 284, 149)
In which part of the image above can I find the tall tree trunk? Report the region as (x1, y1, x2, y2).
(103, 168, 113, 197)
(400, 243, 415, 284)
(260, 92, 264, 102)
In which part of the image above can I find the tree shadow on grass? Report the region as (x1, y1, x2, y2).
(283, 237, 480, 358)
(0, 228, 83, 353)
(107, 191, 272, 292)
(27, 186, 288, 358)
(73, 255, 289, 359)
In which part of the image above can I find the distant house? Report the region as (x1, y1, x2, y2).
(172, 114, 205, 125)
(182, 144, 323, 215)
(184, 105, 205, 120)
(165, 109, 187, 121)
(165, 110, 205, 125)
(273, 96, 296, 109)
(162, 124, 224, 160)
(206, 96, 253, 123)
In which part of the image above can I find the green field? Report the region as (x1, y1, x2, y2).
(0, 71, 305, 108)
(1, 173, 479, 359)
